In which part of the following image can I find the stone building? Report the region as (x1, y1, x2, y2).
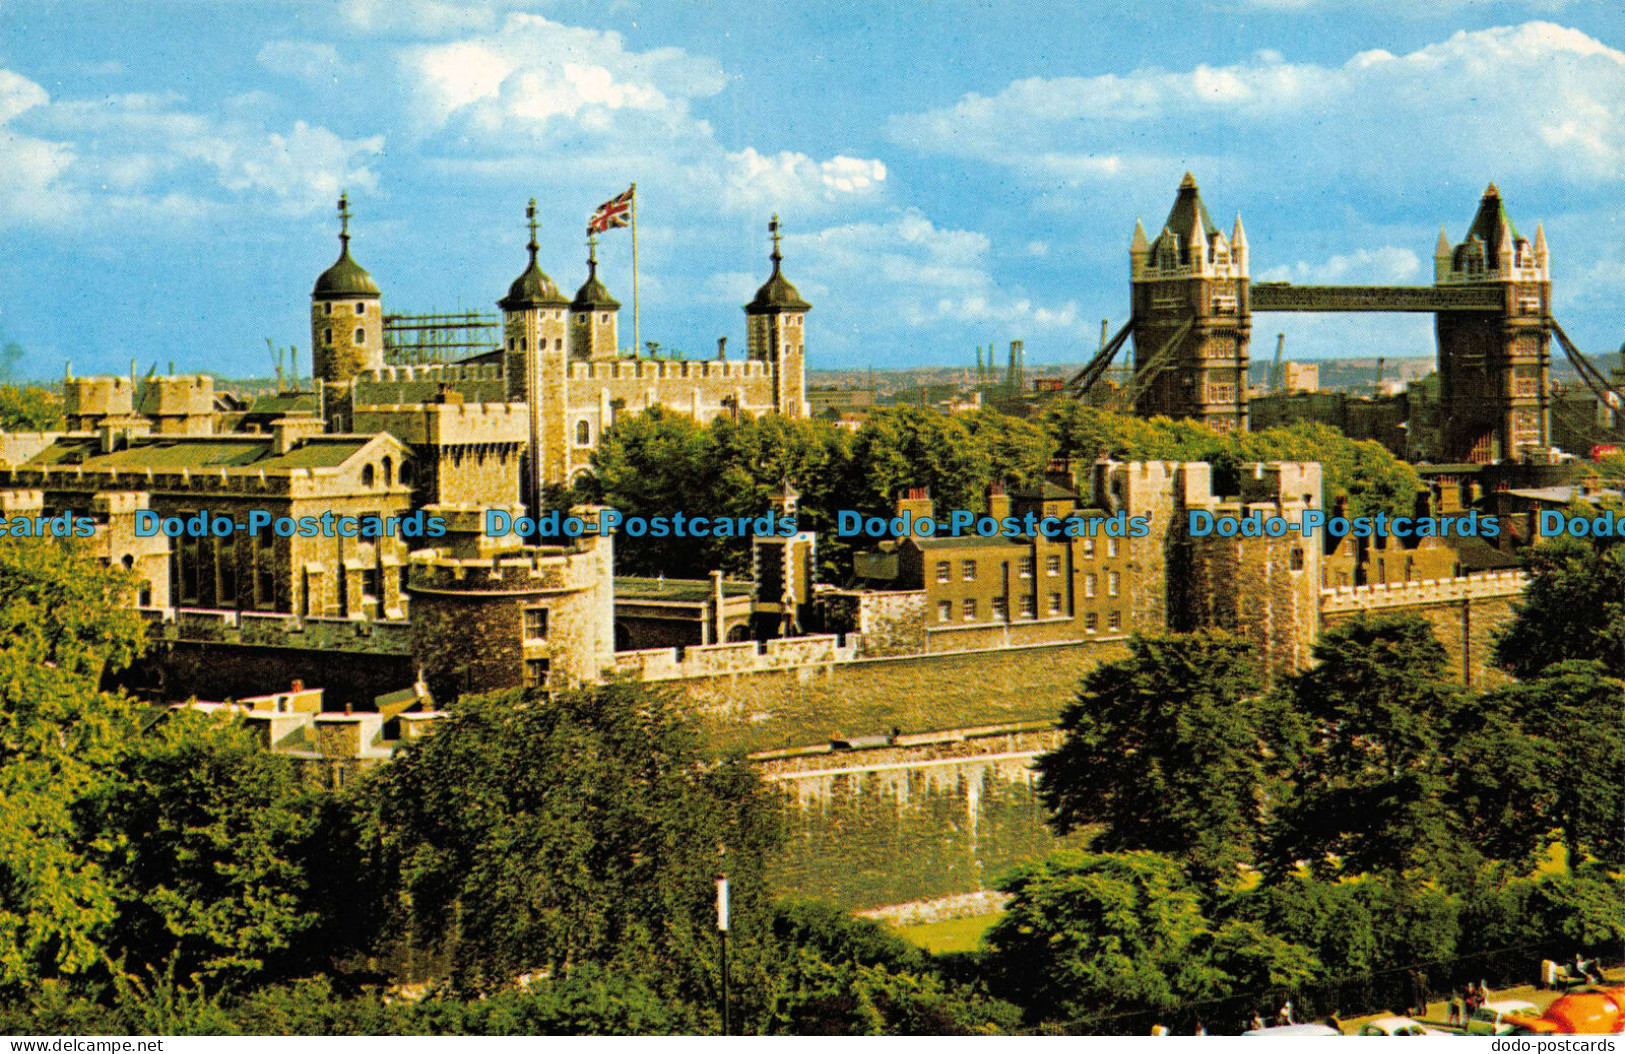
(311, 200, 810, 502)
(0, 417, 414, 619)
(837, 459, 1324, 676)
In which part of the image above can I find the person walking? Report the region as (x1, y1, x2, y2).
(1278, 999, 1295, 1026)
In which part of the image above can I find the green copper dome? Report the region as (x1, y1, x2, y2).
(313, 239, 380, 299)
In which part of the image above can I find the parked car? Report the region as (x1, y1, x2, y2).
(1507, 988, 1625, 1035)
(1467, 1000, 1541, 1035)
(1357, 1015, 1448, 1036)
(1241, 1024, 1343, 1037)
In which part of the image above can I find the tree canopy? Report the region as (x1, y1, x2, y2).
(1035, 631, 1271, 887)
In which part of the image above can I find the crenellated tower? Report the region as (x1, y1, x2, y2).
(744, 215, 810, 419)
(311, 193, 384, 385)
(500, 199, 572, 507)
(1128, 174, 1251, 431)
(1434, 184, 1551, 463)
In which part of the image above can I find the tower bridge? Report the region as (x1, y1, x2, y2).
(1072, 174, 1621, 465)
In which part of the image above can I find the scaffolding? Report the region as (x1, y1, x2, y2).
(383, 311, 502, 365)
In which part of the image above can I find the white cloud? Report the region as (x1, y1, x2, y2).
(0, 70, 74, 228)
(890, 22, 1625, 184)
(2, 73, 384, 225)
(397, 15, 887, 218)
(1257, 246, 1422, 284)
(400, 15, 725, 135)
(720, 149, 886, 212)
(791, 212, 1085, 337)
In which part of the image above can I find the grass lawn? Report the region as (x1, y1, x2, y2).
(891, 912, 1003, 955)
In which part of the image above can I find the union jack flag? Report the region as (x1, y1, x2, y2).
(588, 186, 634, 234)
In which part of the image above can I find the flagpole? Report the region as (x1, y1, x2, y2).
(631, 182, 640, 357)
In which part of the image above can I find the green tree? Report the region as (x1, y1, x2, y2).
(1264, 615, 1466, 884)
(91, 711, 325, 991)
(1455, 661, 1624, 870)
(1035, 631, 1270, 886)
(0, 536, 145, 991)
(1494, 532, 1625, 679)
(986, 851, 1315, 1024)
(0, 383, 62, 431)
(372, 680, 782, 997)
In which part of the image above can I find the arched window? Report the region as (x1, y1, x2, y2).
(355, 327, 365, 343)
(121, 554, 134, 570)
(362, 464, 375, 487)
(399, 461, 414, 485)
(382, 456, 393, 486)
(324, 327, 333, 344)
(576, 420, 591, 446)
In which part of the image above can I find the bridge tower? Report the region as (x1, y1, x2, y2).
(1434, 184, 1551, 463)
(1129, 173, 1251, 431)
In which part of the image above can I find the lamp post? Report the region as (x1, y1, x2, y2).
(716, 873, 730, 1036)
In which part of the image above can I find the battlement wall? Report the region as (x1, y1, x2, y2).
(352, 402, 529, 445)
(613, 633, 859, 682)
(1319, 571, 1526, 614)
(142, 606, 413, 655)
(567, 359, 770, 381)
(1320, 572, 1525, 687)
(357, 364, 503, 383)
(408, 542, 605, 595)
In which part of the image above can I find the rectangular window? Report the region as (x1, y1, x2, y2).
(524, 607, 549, 640)
(1046, 554, 1061, 575)
(937, 600, 952, 623)
(962, 560, 977, 582)
(1085, 612, 1098, 632)
(180, 536, 199, 603)
(1018, 556, 1034, 578)
(962, 598, 977, 620)
(523, 658, 550, 688)
(936, 561, 951, 583)
(1108, 571, 1121, 597)
(218, 534, 237, 605)
(1290, 548, 1305, 571)
(992, 596, 1008, 620)
(1048, 592, 1063, 614)
(1107, 538, 1119, 558)
(1019, 594, 1036, 618)
(1084, 573, 1097, 598)
(1108, 611, 1122, 631)
(1083, 538, 1096, 558)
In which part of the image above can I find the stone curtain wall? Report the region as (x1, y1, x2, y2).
(1319, 572, 1525, 687)
(687, 637, 1129, 755)
(757, 727, 1087, 910)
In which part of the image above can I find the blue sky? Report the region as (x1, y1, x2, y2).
(0, 0, 1621, 378)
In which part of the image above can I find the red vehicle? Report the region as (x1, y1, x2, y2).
(1508, 988, 1625, 1035)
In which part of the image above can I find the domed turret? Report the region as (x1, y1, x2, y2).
(311, 193, 384, 384)
(500, 201, 569, 311)
(746, 215, 811, 315)
(743, 215, 809, 418)
(570, 236, 620, 361)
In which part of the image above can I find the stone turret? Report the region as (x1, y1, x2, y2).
(745, 215, 810, 419)
(312, 193, 384, 385)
